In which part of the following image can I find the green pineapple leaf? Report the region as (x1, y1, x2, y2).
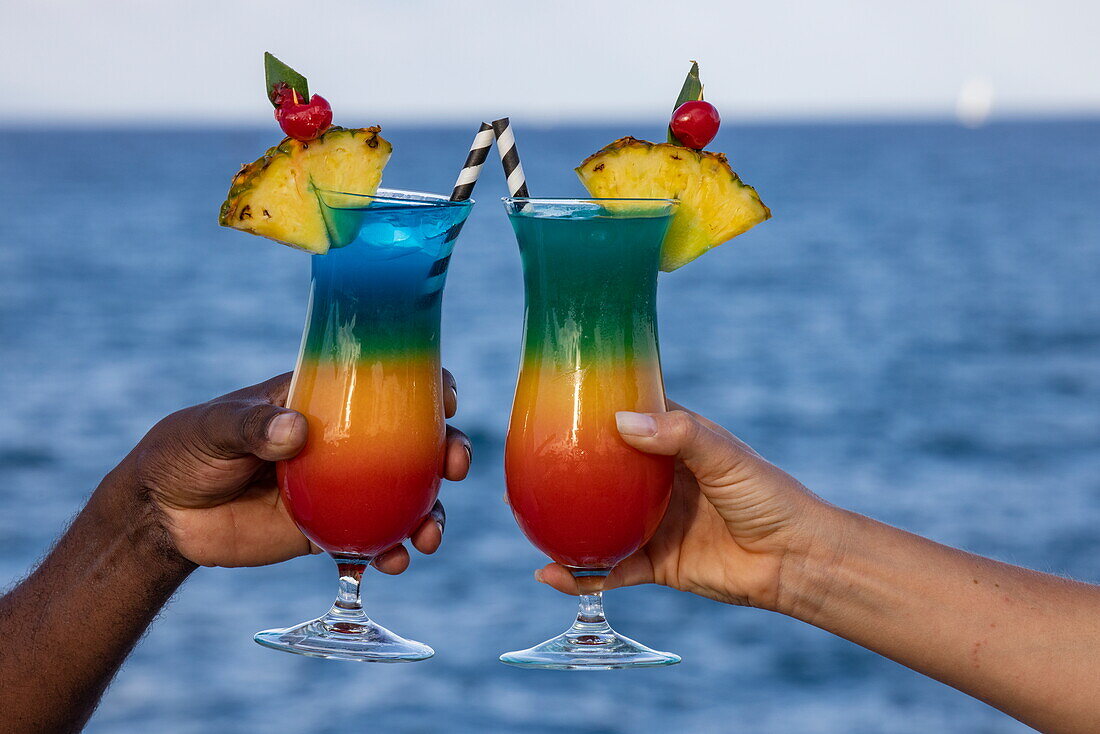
(668, 60, 704, 145)
(264, 52, 309, 107)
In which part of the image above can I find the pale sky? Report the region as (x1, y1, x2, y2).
(2, 0, 1098, 124)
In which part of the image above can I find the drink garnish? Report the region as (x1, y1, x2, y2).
(265, 53, 309, 106)
(667, 61, 702, 146)
(218, 53, 392, 254)
(264, 52, 333, 142)
(576, 61, 769, 272)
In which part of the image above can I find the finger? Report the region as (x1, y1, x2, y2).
(534, 553, 656, 595)
(410, 501, 445, 554)
(444, 426, 471, 481)
(664, 400, 761, 457)
(372, 544, 411, 575)
(442, 368, 458, 419)
(615, 409, 757, 487)
(196, 400, 308, 462)
(665, 399, 726, 435)
(220, 372, 294, 406)
(534, 564, 580, 594)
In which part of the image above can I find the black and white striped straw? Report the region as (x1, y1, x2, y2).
(491, 117, 530, 198)
(450, 122, 494, 202)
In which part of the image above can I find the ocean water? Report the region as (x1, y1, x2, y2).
(2, 120, 1099, 733)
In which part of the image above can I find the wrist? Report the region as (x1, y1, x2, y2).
(90, 463, 197, 582)
(773, 503, 863, 622)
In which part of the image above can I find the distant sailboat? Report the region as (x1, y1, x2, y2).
(956, 77, 995, 128)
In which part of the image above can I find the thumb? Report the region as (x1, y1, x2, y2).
(194, 399, 308, 462)
(615, 409, 757, 487)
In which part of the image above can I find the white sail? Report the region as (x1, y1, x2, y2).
(956, 77, 995, 128)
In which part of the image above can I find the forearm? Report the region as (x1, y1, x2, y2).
(0, 466, 195, 734)
(779, 509, 1100, 733)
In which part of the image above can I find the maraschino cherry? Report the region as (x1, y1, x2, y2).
(271, 83, 332, 141)
(670, 100, 721, 150)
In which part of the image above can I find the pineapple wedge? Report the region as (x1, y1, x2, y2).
(219, 126, 391, 254)
(576, 137, 769, 271)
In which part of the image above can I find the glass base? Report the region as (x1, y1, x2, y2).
(255, 612, 434, 663)
(500, 622, 680, 670)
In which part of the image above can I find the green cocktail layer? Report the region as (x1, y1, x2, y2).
(510, 210, 672, 368)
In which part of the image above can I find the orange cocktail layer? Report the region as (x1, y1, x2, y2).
(506, 361, 673, 569)
(278, 355, 443, 557)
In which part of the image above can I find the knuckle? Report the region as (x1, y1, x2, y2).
(194, 400, 232, 430)
(237, 402, 275, 447)
(256, 372, 293, 406)
(664, 410, 698, 439)
(193, 399, 270, 454)
(154, 404, 216, 454)
(143, 406, 195, 447)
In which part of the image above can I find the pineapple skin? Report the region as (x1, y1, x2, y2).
(576, 136, 770, 271)
(219, 126, 391, 254)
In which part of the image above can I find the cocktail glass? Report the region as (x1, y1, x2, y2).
(499, 197, 681, 669)
(254, 188, 472, 662)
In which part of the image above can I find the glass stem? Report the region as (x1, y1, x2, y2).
(577, 590, 607, 624)
(569, 569, 613, 640)
(326, 555, 371, 627)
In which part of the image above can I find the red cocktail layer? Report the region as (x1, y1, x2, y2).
(505, 362, 673, 569)
(278, 356, 444, 556)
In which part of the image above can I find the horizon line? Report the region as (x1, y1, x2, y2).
(2, 110, 1099, 132)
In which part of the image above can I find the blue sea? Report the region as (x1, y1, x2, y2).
(2, 120, 1099, 733)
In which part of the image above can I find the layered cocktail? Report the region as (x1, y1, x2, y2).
(257, 189, 471, 661)
(218, 54, 477, 661)
(498, 63, 771, 669)
(500, 198, 681, 669)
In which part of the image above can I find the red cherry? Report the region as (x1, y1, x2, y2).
(670, 100, 721, 150)
(275, 94, 333, 141)
(270, 82, 297, 108)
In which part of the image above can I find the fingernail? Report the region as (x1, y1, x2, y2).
(616, 411, 658, 437)
(463, 443, 472, 463)
(267, 412, 299, 445)
(435, 521, 444, 537)
(534, 569, 545, 583)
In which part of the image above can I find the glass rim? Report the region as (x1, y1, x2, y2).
(316, 187, 474, 209)
(503, 196, 679, 205)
